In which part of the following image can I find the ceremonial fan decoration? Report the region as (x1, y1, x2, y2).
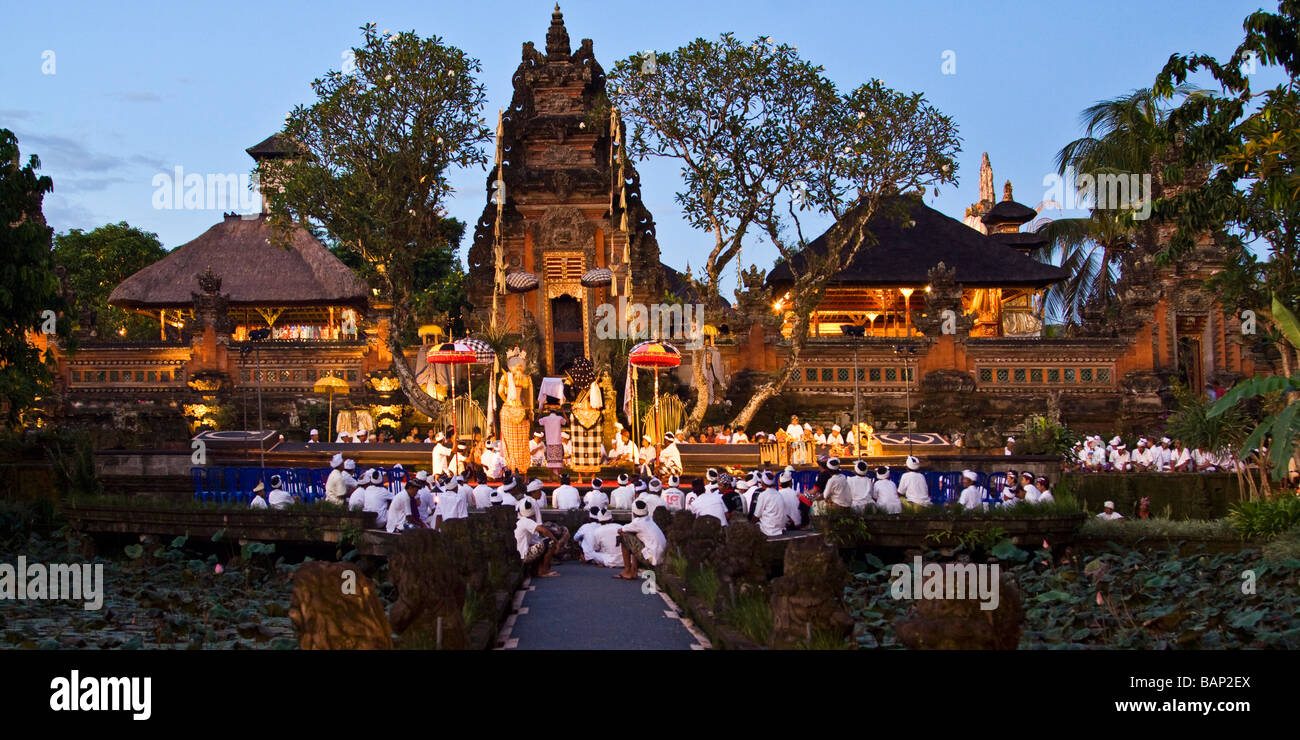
(627, 340, 682, 446)
(426, 341, 477, 442)
(580, 266, 613, 288)
(566, 356, 596, 389)
(505, 270, 539, 294)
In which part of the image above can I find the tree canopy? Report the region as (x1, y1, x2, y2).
(52, 222, 166, 341)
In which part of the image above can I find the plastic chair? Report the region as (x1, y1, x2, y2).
(191, 467, 208, 503)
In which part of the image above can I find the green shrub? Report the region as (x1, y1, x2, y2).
(722, 589, 773, 645)
(1078, 517, 1238, 541)
(1228, 495, 1300, 539)
(1262, 525, 1300, 562)
(687, 564, 720, 610)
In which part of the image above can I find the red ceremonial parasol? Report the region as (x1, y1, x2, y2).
(426, 341, 476, 445)
(627, 341, 681, 445)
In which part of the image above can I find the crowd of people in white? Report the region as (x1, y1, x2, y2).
(1062, 435, 1245, 473)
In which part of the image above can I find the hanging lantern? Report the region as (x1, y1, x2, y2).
(505, 270, 539, 293)
(580, 266, 613, 288)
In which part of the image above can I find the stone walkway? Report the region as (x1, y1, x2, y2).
(497, 561, 709, 650)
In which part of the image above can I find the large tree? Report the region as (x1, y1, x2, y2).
(609, 37, 959, 431)
(607, 35, 835, 430)
(1155, 0, 1300, 478)
(0, 129, 66, 427)
(262, 25, 491, 417)
(52, 222, 166, 341)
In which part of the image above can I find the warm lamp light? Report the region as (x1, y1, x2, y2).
(899, 287, 915, 299)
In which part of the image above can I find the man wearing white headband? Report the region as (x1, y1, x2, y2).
(615, 499, 667, 580)
(818, 457, 852, 510)
(498, 476, 520, 507)
(610, 473, 635, 510)
(638, 477, 666, 518)
(898, 456, 930, 510)
(574, 505, 606, 563)
(1131, 438, 1153, 472)
(528, 431, 546, 468)
(480, 438, 506, 480)
(433, 472, 470, 529)
(957, 470, 987, 511)
(325, 453, 348, 506)
(525, 477, 548, 515)
(752, 470, 788, 536)
(552, 472, 581, 510)
(1155, 437, 1173, 472)
(583, 478, 609, 510)
(608, 427, 636, 465)
(415, 471, 437, 519)
(827, 424, 844, 447)
(1097, 500, 1123, 521)
(777, 470, 803, 529)
(362, 469, 393, 528)
(515, 499, 561, 577)
(848, 460, 875, 513)
(308, 428, 320, 444)
(636, 435, 657, 478)
(249, 481, 268, 509)
(872, 466, 902, 514)
(1004, 437, 1015, 456)
(471, 470, 494, 509)
(689, 476, 728, 527)
(588, 508, 624, 568)
(659, 432, 682, 477)
(662, 475, 684, 511)
(1109, 441, 1131, 472)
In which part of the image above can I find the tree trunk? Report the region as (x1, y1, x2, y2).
(685, 347, 709, 433)
(729, 311, 810, 431)
(386, 323, 443, 421)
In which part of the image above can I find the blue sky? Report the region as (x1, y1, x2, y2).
(0, 0, 1279, 287)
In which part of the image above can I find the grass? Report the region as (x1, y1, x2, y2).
(799, 628, 852, 650)
(668, 549, 688, 582)
(461, 586, 487, 629)
(1262, 524, 1300, 562)
(722, 589, 773, 645)
(687, 564, 721, 610)
(1228, 495, 1300, 539)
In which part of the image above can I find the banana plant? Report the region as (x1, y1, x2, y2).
(1210, 296, 1300, 481)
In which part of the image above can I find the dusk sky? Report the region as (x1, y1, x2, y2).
(0, 0, 1279, 288)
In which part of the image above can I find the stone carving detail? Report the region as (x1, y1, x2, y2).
(534, 206, 592, 250)
(893, 571, 1024, 649)
(768, 538, 853, 649)
(387, 529, 469, 650)
(920, 369, 976, 394)
(911, 262, 973, 337)
(289, 562, 393, 650)
(191, 270, 233, 335)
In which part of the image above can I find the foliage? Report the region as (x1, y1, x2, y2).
(686, 563, 721, 610)
(1262, 524, 1300, 561)
(1078, 516, 1238, 541)
(0, 129, 66, 428)
(721, 588, 773, 645)
(1013, 413, 1081, 457)
(817, 507, 874, 546)
(461, 586, 487, 631)
(1154, 2, 1300, 372)
(845, 545, 1300, 649)
(1228, 495, 1300, 539)
(1165, 382, 1250, 453)
(51, 222, 166, 341)
(1210, 296, 1300, 480)
(263, 24, 490, 417)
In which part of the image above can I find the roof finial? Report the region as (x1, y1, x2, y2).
(978, 152, 994, 204)
(1003, 180, 1013, 202)
(547, 4, 570, 60)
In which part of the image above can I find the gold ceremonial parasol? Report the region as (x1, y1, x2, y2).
(314, 374, 350, 442)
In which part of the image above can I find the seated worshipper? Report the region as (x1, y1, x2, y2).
(1096, 500, 1124, 521)
(615, 499, 668, 580)
(551, 472, 582, 510)
(720, 475, 746, 522)
(423, 428, 435, 444)
(451, 443, 469, 477)
(583, 477, 609, 510)
(1035, 476, 1055, 504)
(610, 473, 636, 509)
(498, 476, 520, 507)
(956, 470, 987, 511)
(308, 428, 320, 444)
(638, 477, 667, 517)
(1154, 437, 1174, 471)
(730, 428, 750, 444)
(872, 466, 902, 514)
(432, 477, 470, 529)
(362, 470, 393, 528)
(471, 470, 494, 509)
(827, 424, 845, 446)
(387, 480, 426, 533)
(267, 474, 298, 509)
(1019, 472, 1041, 503)
(659, 432, 683, 477)
(999, 469, 1020, 506)
(661, 475, 685, 511)
(325, 453, 349, 505)
(703, 468, 720, 495)
(684, 477, 704, 510)
(356, 428, 370, 444)
(347, 472, 367, 511)
(752, 471, 789, 537)
(335, 429, 352, 443)
(249, 481, 268, 509)
(637, 435, 658, 478)
(821, 457, 853, 510)
(1170, 440, 1193, 471)
(588, 509, 625, 569)
(414, 471, 436, 519)
(1131, 438, 1153, 472)
(785, 416, 804, 442)
(480, 440, 506, 480)
(848, 460, 875, 512)
(689, 475, 729, 526)
(1109, 441, 1132, 472)
(777, 470, 803, 529)
(813, 426, 828, 445)
(1003, 437, 1015, 455)
(515, 499, 563, 577)
(898, 458, 930, 510)
(608, 428, 637, 464)
(525, 430, 545, 467)
(525, 477, 549, 513)
(574, 505, 606, 563)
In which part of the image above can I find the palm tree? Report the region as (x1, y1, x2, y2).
(1034, 86, 1204, 324)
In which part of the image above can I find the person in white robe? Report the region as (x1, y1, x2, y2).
(608, 429, 637, 464)
(1019, 472, 1041, 504)
(386, 480, 421, 533)
(1096, 501, 1124, 520)
(658, 432, 682, 477)
(752, 474, 789, 537)
(589, 512, 624, 569)
(871, 467, 902, 514)
(616, 499, 667, 579)
(551, 473, 582, 510)
(480, 440, 506, 480)
(956, 470, 987, 511)
(249, 481, 268, 509)
(471, 470, 494, 509)
(847, 460, 874, 512)
(583, 478, 609, 510)
(661, 475, 685, 511)
(1035, 477, 1055, 504)
(636, 435, 657, 478)
(325, 454, 348, 506)
(637, 477, 667, 518)
(777, 470, 803, 528)
(361, 470, 392, 528)
(528, 432, 546, 467)
(897, 456, 930, 510)
(267, 474, 297, 509)
(573, 506, 606, 562)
